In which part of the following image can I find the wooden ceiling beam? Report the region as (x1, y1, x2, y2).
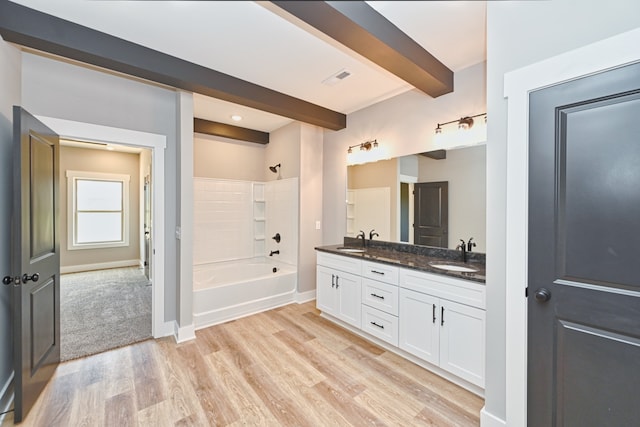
(0, 1, 346, 131)
(194, 119, 269, 145)
(271, 1, 454, 98)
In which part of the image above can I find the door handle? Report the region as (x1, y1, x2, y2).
(2, 276, 19, 285)
(22, 273, 39, 283)
(534, 288, 551, 303)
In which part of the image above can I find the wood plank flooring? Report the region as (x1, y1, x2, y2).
(3, 302, 483, 426)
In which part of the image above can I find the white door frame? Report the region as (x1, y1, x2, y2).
(503, 28, 640, 426)
(36, 116, 172, 338)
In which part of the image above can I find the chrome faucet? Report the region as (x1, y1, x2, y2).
(456, 239, 467, 263)
(369, 229, 379, 241)
(357, 230, 366, 248)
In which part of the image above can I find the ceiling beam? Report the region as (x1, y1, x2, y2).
(271, 1, 454, 98)
(0, 1, 346, 131)
(194, 119, 270, 145)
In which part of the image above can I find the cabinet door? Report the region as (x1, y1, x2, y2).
(316, 266, 338, 316)
(335, 271, 361, 328)
(399, 288, 439, 366)
(439, 299, 485, 387)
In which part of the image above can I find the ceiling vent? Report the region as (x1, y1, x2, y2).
(322, 68, 352, 86)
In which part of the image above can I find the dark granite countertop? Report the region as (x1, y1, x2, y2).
(315, 240, 486, 284)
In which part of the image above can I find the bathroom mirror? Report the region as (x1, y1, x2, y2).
(347, 144, 486, 252)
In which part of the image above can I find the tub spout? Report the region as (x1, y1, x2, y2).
(269, 250, 280, 256)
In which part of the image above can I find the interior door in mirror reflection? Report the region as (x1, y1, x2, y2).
(413, 181, 448, 248)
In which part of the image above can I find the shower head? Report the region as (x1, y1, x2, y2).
(269, 163, 281, 173)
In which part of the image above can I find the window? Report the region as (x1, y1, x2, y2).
(67, 171, 130, 250)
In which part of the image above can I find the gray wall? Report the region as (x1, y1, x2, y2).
(322, 62, 486, 246)
(60, 146, 141, 269)
(21, 52, 179, 322)
(485, 0, 640, 422)
(418, 145, 486, 252)
(0, 38, 21, 407)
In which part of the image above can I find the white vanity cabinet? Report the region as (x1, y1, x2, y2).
(399, 268, 485, 388)
(360, 261, 399, 346)
(316, 252, 362, 328)
(316, 249, 486, 391)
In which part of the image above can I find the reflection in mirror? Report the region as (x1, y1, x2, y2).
(347, 145, 486, 252)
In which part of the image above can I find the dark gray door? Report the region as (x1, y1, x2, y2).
(143, 173, 151, 280)
(528, 62, 640, 426)
(413, 181, 448, 247)
(11, 107, 60, 423)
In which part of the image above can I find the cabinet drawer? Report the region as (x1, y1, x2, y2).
(361, 305, 398, 346)
(317, 251, 361, 275)
(400, 268, 485, 309)
(362, 261, 398, 285)
(362, 279, 399, 316)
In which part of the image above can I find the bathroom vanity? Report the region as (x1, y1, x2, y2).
(315, 242, 486, 395)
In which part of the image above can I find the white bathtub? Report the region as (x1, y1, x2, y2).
(193, 258, 297, 329)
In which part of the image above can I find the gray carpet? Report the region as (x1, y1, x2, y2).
(60, 267, 152, 361)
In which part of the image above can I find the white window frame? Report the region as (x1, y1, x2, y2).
(66, 170, 130, 250)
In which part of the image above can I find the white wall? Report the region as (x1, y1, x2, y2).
(418, 145, 486, 252)
(0, 38, 20, 414)
(20, 52, 179, 322)
(323, 62, 486, 245)
(193, 178, 254, 264)
(485, 1, 640, 424)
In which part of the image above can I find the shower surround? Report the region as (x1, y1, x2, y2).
(192, 177, 299, 328)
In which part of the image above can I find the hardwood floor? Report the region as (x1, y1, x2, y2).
(4, 302, 483, 426)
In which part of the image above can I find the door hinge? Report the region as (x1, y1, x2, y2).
(525, 287, 528, 298)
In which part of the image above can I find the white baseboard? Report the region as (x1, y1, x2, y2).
(61, 259, 140, 274)
(295, 289, 316, 303)
(480, 407, 507, 427)
(0, 372, 14, 425)
(194, 290, 296, 330)
(173, 321, 196, 343)
(154, 321, 175, 339)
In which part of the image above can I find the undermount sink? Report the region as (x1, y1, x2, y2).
(336, 247, 366, 253)
(430, 263, 478, 273)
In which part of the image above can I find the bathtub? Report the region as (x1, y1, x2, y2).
(193, 258, 297, 329)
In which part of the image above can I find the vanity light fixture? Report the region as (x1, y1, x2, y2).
(347, 139, 378, 154)
(435, 113, 486, 134)
(434, 113, 487, 149)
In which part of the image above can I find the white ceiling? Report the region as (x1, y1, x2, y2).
(12, 0, 487, 132)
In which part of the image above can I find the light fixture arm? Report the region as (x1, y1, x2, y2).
(347, 139, 378, 154)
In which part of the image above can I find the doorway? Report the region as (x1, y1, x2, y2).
(36, 116, 168, 339)
(58, 140, 153, 360)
